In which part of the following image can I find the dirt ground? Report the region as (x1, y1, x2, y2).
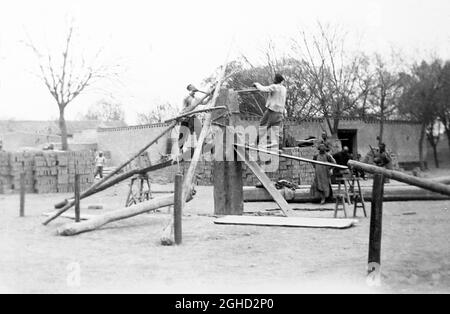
(0, 172, 449, 294)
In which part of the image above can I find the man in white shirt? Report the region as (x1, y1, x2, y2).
(94, 151, 107, 179)
(253, 73, 287, 150)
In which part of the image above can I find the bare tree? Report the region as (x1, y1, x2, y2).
(398, 60, 442, 170)
(25, 24, 119, 150)
(136, 102, 178, 125)
(438, 61, 450, 150)
(291, 23, 368, 136)
(368, 53, 404, 144)
(83, 99, 125, 122)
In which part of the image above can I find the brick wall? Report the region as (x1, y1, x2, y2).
(0, 151, 96, 194)
(179, 146, 317, 187)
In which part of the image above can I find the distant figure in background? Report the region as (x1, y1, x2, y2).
(318, 132, 332, 152)
(0, 140, 3, 151)
(94, 151, 107, 179)
(253, 73, 287, 150)
(310, 144, 337, 205)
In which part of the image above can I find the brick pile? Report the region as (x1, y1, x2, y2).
(241, 147, 317, 186)
(9, 152, 35, 193)
(182, 146, 318, 187)
(0, 151, 11, 193)
(0, 151, 97, 194)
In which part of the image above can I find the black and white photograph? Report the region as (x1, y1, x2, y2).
(0, 0, 449, 298)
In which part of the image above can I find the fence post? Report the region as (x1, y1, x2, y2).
(368, 173, 384, 285)
(74, 174, 81, 223)
(20, 172, 26, 217)
(174, 173, 183, 245)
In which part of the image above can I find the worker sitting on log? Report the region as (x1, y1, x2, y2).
(253, 73, 287, 151)
(310, 144, 337, 205)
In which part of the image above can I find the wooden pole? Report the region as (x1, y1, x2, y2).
(237, 144, 348, 169)
(74, 174, 81, 223)
(19, 173, 25, 217)
(174, 173, 183, 245)
(348, 160, 450, 196)
(368, 174, 384, 276)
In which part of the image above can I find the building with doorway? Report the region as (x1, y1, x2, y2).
(95, 115, 426, 186)
(241, 116, 425, 170)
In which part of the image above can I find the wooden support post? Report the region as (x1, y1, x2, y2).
(213, 89, 244, 216)
(19, 173, 25, 217)
(368, 174, 384, 280)
(174, 173, 183, 245)
(74, 174, 81, 223)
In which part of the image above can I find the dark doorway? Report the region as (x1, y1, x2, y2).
(338, 129, 358, 156)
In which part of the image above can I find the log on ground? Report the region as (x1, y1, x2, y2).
(243, 185, 450, 203)
(57, 194, 175, 236)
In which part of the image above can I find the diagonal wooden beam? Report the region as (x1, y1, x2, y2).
(234, 148, 294, 217)
(235, 144, 348, 169)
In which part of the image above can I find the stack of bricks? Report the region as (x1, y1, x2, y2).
(179, 146, 318, 187)
(240, 147, 317, 186)
(0, 151, 11, 193)
(34, 152, 58, 194)
(0, 151, 97, 194)
(9, 152, 35, 193)
(55, 151, 95, 193)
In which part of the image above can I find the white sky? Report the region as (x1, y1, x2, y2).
(1, 0, 450, 124)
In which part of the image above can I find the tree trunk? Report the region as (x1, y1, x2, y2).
(59, 106, 69, 151)
(378, 93, 387, 145)
(446, 125, 450, 152)
(432, 144, 440, 168)
(379, 119, 384, 145)
(379, 106, 385, 145)
(419, 123, 426, 171)
(332, 116, 340, 136)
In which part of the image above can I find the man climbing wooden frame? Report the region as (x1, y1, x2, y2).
(57, 65, 229, 236)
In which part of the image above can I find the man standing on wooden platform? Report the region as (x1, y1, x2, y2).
(253, 73, 287, 150)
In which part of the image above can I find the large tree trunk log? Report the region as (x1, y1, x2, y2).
(57, 194, 175, 236)
(243, 185, 450, 203)
(348, 160, 450, 196)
